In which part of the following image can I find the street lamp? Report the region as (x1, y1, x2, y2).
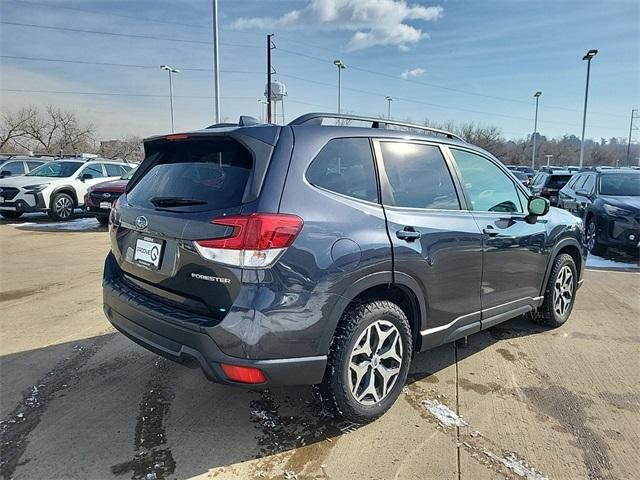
(333, 59, 346, 113)
(545, 154, 553, 166)
(160, 65, 180, 132)
(257, 99, 267, 123)
(385, 96, 393, 119)
(579, 49, 598, 168)
(531, 91, 542, 170)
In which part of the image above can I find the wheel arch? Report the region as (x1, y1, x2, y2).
(540, 237, 584, 297)
(321, 271, 426, 356)
(50, 186, 79, 207)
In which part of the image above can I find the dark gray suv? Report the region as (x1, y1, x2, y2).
(103, 113, 585, 423)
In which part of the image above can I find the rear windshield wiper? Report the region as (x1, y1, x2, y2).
(150, 196, 208, 207)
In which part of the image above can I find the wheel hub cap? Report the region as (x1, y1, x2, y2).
(553, 265, 574, 318)
(348, 319, 403, 406)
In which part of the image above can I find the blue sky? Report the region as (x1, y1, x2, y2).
(0, 0, 638, 141)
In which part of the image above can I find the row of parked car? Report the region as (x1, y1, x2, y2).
(507, 164, 639, 256)
(0, 156, 136, 222)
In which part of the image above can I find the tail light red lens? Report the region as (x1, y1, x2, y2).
(194, 213, 303, 268)
(220, 364, 266, 384)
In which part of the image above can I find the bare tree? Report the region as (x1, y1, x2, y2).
(0, 106, 37, 151)
(99, 136, 144, 162)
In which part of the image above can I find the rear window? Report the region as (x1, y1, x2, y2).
(128, 138, 253, 211)
(547, 175, 572, 189)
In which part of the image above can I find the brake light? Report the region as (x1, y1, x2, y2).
(165, 134, 189, 141)
(220, 364, 266, 384)
(194, 213, 303, 268)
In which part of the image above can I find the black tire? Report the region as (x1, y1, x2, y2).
(48, 193, 75, 221)
(527, 253, 577, 328)
(96, 215, 109, 226)
(0, 211, 23, 219)
(319, 300, 412, 424)
(586, 217, 607, 256)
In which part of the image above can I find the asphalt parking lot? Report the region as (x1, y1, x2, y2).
(1, 216, 639, 480)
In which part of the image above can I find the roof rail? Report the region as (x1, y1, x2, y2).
(288, 112, 465, 142)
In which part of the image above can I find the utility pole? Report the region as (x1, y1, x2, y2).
(212, 0, 220, 124)
(626, 109, 638, 167)
(386, 96, 393, 119)
(579, 49, 598, 168)
(266, 34, 274, 123)
(531, 91, 542, 170)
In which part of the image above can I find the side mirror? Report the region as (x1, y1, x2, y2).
(0, 170, 11, 177)
(80, 173, 93, 181)
(528, 196, 550, 217)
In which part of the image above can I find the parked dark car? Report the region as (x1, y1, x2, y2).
(85, 168, 136, 225)
(558, 168, 640, 255)
(529, 170, 574, 206)
(507, 165, 535, 181)
(512, 170, 530, 186)
(103, 113, 585, 423)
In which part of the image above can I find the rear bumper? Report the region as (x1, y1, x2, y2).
(103, 267, 327, 386)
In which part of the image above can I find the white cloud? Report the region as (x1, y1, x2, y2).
(400, 67, 426, 79)
(232, 0, 443, 51)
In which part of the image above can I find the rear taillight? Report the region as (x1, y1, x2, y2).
(194, 213, 303, 268)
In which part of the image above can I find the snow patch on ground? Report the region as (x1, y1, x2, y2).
(421, 399, 467, 427)
(14, 217, 101, 231)
(484, 451, 549, 480)
(586, 253, 639, 271)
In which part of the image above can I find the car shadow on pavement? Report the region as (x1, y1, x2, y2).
(0, 315, 548, 479)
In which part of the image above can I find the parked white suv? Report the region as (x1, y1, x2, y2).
(0, 159, 134, 221)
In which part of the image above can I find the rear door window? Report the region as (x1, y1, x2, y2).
(306, 137, 378, 202)
(378, 142, 459, 210)
(128, 138, 253, 211)
(105, 164, 125, 176)
(582, 175, 595, 193)
(27, 161, 43, 171)
(82, 163, 105, 179)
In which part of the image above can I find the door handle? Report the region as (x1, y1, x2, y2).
(483, 225, 499, 237)
(396, 228, 421, 242)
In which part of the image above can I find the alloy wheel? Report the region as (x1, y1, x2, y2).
(553, 265, 574, 318)
(348, 319, 403, 405)
(55, 197, 73, 219)
(587, 221, 596, 251)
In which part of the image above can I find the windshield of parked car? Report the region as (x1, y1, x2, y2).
(600, 174, 640, 196)
(26, 161, 83, 177)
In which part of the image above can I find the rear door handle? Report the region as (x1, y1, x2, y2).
(396, 228, 421, 242)
(483, 225, 499, 237)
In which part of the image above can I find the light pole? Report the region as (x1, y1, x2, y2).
(212, 0, 221, 124)
(258, 99, 267, 123)
(531, 91, 542, 170)
(545, 154, 553, 166)
(333, 59, 346, 113)
(386, 96, 393, 119)
(579, 49, 598, 168)
(626, 109, 638, 167)
(160, 65, 180, 132)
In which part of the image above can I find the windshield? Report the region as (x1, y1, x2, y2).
(600, 174, 640, 196)
(27, 161, 83, 178)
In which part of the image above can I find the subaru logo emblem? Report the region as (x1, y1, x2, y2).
(135, 216, 148, 230)
(102, 192, 111, 199)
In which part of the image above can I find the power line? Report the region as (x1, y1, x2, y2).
(274, 46, 627, 119)
(6, 0, 211, 30)
(0, 88, 256, 100)
(0, 21, 260, 49)
(0, 55, 262, 74)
